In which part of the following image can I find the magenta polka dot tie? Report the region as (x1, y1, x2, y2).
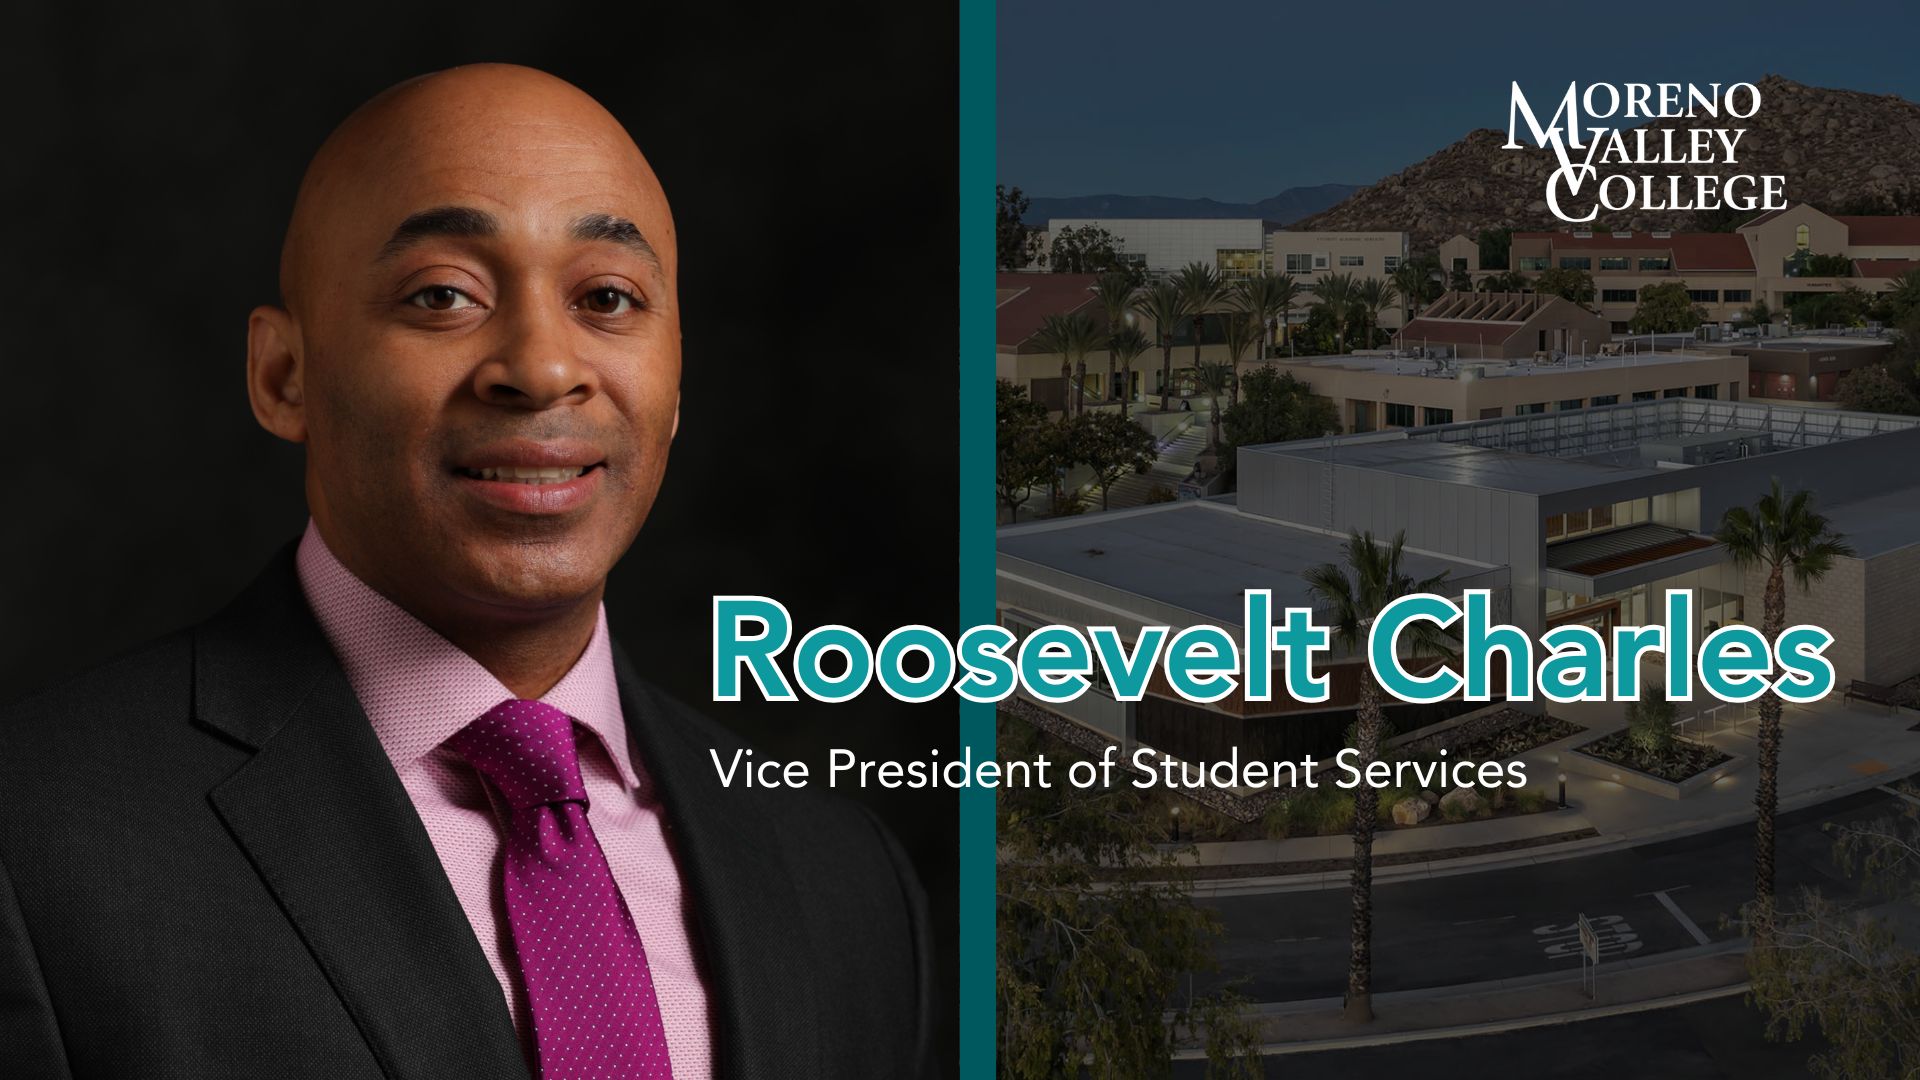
(450, 699, 674, 1079)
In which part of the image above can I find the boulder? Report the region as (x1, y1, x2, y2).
(1391, 797, 1431, 826)
(1420, 789, 1440, 806)
(1439, 787, 1484, 818)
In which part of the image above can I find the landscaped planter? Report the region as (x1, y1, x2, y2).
(1561, 744, 1744, 799)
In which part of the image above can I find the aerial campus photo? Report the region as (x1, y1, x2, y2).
(991, 5, 1920, 1078)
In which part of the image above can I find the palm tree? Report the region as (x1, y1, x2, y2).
(1302, 531, 1451, 1024)
(1311, 272, 1358, 353)
(1391, 260, 1432, 326)
(1888, 268, 1920, 321)
(1355, 277, 1399, 350)
(1105, 324, 1151, 419)
(1233, 271, 1300, 359)
(1190, 361, 1234, 451)
(1220, 311, 1262, 411)
(1132, 279, 1190, 413)
(1031, 311, 1103, 416)
(1093, 269, 1140, 404)
(1714, 480, 1853, 939)
(1172, 261, 1231, 389)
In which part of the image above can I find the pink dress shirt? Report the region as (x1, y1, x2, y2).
(294, 521, 712, 1077)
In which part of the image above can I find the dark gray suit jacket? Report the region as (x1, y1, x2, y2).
(0, 547, 934, 1078)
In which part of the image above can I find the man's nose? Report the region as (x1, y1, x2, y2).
(472, 295, 597, 409)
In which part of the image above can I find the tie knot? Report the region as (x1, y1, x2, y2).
(449, 699, 588, 810)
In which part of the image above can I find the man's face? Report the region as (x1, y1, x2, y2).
(260, 71, 680, 621)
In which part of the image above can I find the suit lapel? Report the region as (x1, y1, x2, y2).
(196, 548, 527, 1080)
(613, 647, 823, 1080)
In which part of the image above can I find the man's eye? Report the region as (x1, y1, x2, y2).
(581, 287, 640, 315)
(409, 285, 478, 311)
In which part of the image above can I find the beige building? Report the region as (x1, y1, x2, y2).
(1738, 202, 1920, 312)
(1507, 230, 1757, 330)
(1266, 229, 1413, 328)
(995, 272, 1239, 411)
(1269, 347, 1748, 434)
(1439, 233, 1481, 282)
(1394, 291, 1613, 361)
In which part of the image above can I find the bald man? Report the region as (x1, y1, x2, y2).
(0, 66, 933, 1080)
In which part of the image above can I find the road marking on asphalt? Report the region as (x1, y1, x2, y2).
(1878, 784, 1920, 809)
(1452, 915, 1516, 926)
(1534, 915, 1641, 959)
(1640, 887, 1711, 946)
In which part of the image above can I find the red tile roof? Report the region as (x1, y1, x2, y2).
(1836, 216, 1920, 246)
(996, 273, 1099, 348)
(1854, 258, 1920, 278)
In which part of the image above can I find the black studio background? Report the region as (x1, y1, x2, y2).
(0, 2, 958, 1068)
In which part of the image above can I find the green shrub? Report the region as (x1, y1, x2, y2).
(1261, 802, 1292, 840)
(1626, 684, 1677, 760)
(1515, 789, 1549, 814)
(1283, 785, 1355, 835)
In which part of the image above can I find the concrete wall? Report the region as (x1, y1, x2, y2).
(1742, 556, 1868, 685)
(1864, 543, 1920, 685)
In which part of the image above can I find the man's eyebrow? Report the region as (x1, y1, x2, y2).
(570, 213, 662, 270)
(377, 206, 501, 260)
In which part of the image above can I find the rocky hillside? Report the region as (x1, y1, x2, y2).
(1290, 76, 1920, 248)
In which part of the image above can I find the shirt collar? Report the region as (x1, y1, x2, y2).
(294, 520, 638, 790)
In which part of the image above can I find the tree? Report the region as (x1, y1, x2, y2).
(1049, 225, 1126, 274)
(1219, 310, 1262, 410)
(1172, 262, 1231, 393)
(1746, 804, 1920, 1079)
(996, 714, 1262, 1079)
(1800, 252, 1856, 277)
(1391, 261, 1430, 325)
(1132, 280, 1190, 413)
(1448, 266, 1474, 292)
(1533, 265, 1597, 305)
(1105, 325, 1152, 419)
(1836, 365, 1920, 416)
(1220, 365, 1339, 453)
(995, 380, 1052, 523)
(1232, 271, 1300, 359)
(1032, 311, 1103, 416)
(1715, 480, 1853, 935)
(1190, 361, 1234, 452)
(1630, 281, 1708, 334)
(1093, 269, 1141, 405)
(997, 185, 1035, 271)
(1071, 410, 1158, 510)
(1354, 277, 1399, 349)
(1477, 227, 1512, 270)
(1477, 269, 1531, 293)
(1302, 532, 1451, 1023)
(1790, 285, 1872, 329)
(1310, 271, 1358, 353)
(1625, 684, 1677, 761)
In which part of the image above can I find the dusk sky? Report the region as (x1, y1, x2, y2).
(998, 0, 1920, 202)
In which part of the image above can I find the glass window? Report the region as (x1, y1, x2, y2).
(1384, 256, 1401, 272)
(1601, 289, 1638, 302)
(1638, 256, 1672, 271)
(1558, 398, 1583, 410)
(1517, 256, 1551, 271)
(1695, 384, 1719, 400)
(1451, 257, 1468, 271)
(1545, 514, 1566, 540)
(1795, 224, 1810, 250)
(1384, 402, 1415, 426)
(1516, 402, 1547, 415)
(1724, 289, 1752, 302)
(1285, 253, 1314, 272)
(1598, 256, 1630, 270)
(1591, 503, 1613, 529)
(1632, 390, 1656, 402)
(1592, 393, 1619, 406)
(1423, 407, 1453, 425)
(1664, 387, 1687, 398)
(1559, 256, 1592, 270)
(1217, 248, 1263, 277)
(1339, 254, 1365, 267)
(1687, 289, 1719, 303)
(1566, 509, 1589, 534)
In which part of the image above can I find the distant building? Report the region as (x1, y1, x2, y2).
(1267, 229, 1414, 328)
(1508, 230, 1756, 331)
(1044, 218, 1274, 279)
(1394, 291, 1613, 361)
(1721, 335, 1894, 403)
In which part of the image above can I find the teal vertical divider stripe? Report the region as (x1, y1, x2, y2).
(958, 0, 994, 1075)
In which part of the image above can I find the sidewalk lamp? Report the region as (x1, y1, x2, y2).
(1169, 804, 1182, 843)
(1557, 772, 1568, 809)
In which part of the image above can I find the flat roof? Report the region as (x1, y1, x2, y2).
(1284, 350, 1727, 380)
(1247, 437, 1662, 495)
(1739, 338, 1891, 352)
(997, 500, 1497, 627)
(1822, 484, 1920, 559)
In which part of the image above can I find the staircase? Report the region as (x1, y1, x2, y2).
(1091, 415, 1212, 510)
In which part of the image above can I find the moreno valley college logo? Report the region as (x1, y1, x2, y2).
(1504, 81, 1789, 223)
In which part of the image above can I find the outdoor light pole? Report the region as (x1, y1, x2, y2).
(1558, 772, 1568, 809)
(1169, 804, 1182, 843)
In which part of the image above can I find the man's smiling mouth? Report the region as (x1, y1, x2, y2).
(455, 464, 601, 484)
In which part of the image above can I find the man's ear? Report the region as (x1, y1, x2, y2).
(247, 305, 307, 443)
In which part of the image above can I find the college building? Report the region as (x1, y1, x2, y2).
(997, 397, 1920, 762)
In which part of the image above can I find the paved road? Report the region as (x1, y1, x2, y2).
(1171, 995, 1828, 1078)
(1195, 784, 1913, 1003)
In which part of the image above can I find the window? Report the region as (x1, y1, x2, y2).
(1423, 407, 1453, 425)
(1632, 390, 1656, 402)
(1384, 256, 1401, 272)
(1516, 402, 1547, 415)
(1795, 224, 1810, 250)
(1479, 406, 1503, 419)
(1591, 393, 1619, 406)
(1694, 384, 1719, 400)
(1687, 289, 1719, 303)
(1217, 249, 1264, 277)
(1599, 256, 1630, 270)
(1559, 256, 1592, 270)
(1601, 289, 1638, 303)
(1517, 256, 1551, 271)
(1724, 289, 1752, 302)
(1591, 503, 1613, 529)
(1558, 398, 1584, 410)
(1546, 514, 1565, 540)
(1451, 257, 1468, 271)
(1285, 253, 1315, 272)
(1339, 254, 1365, 267)
(1638, 256, 1672, 271)
(1664, 387, 1688, 398)
(1384, 402, 1415, 426)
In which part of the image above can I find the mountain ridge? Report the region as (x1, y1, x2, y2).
(1021, 184, 1360, 227)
